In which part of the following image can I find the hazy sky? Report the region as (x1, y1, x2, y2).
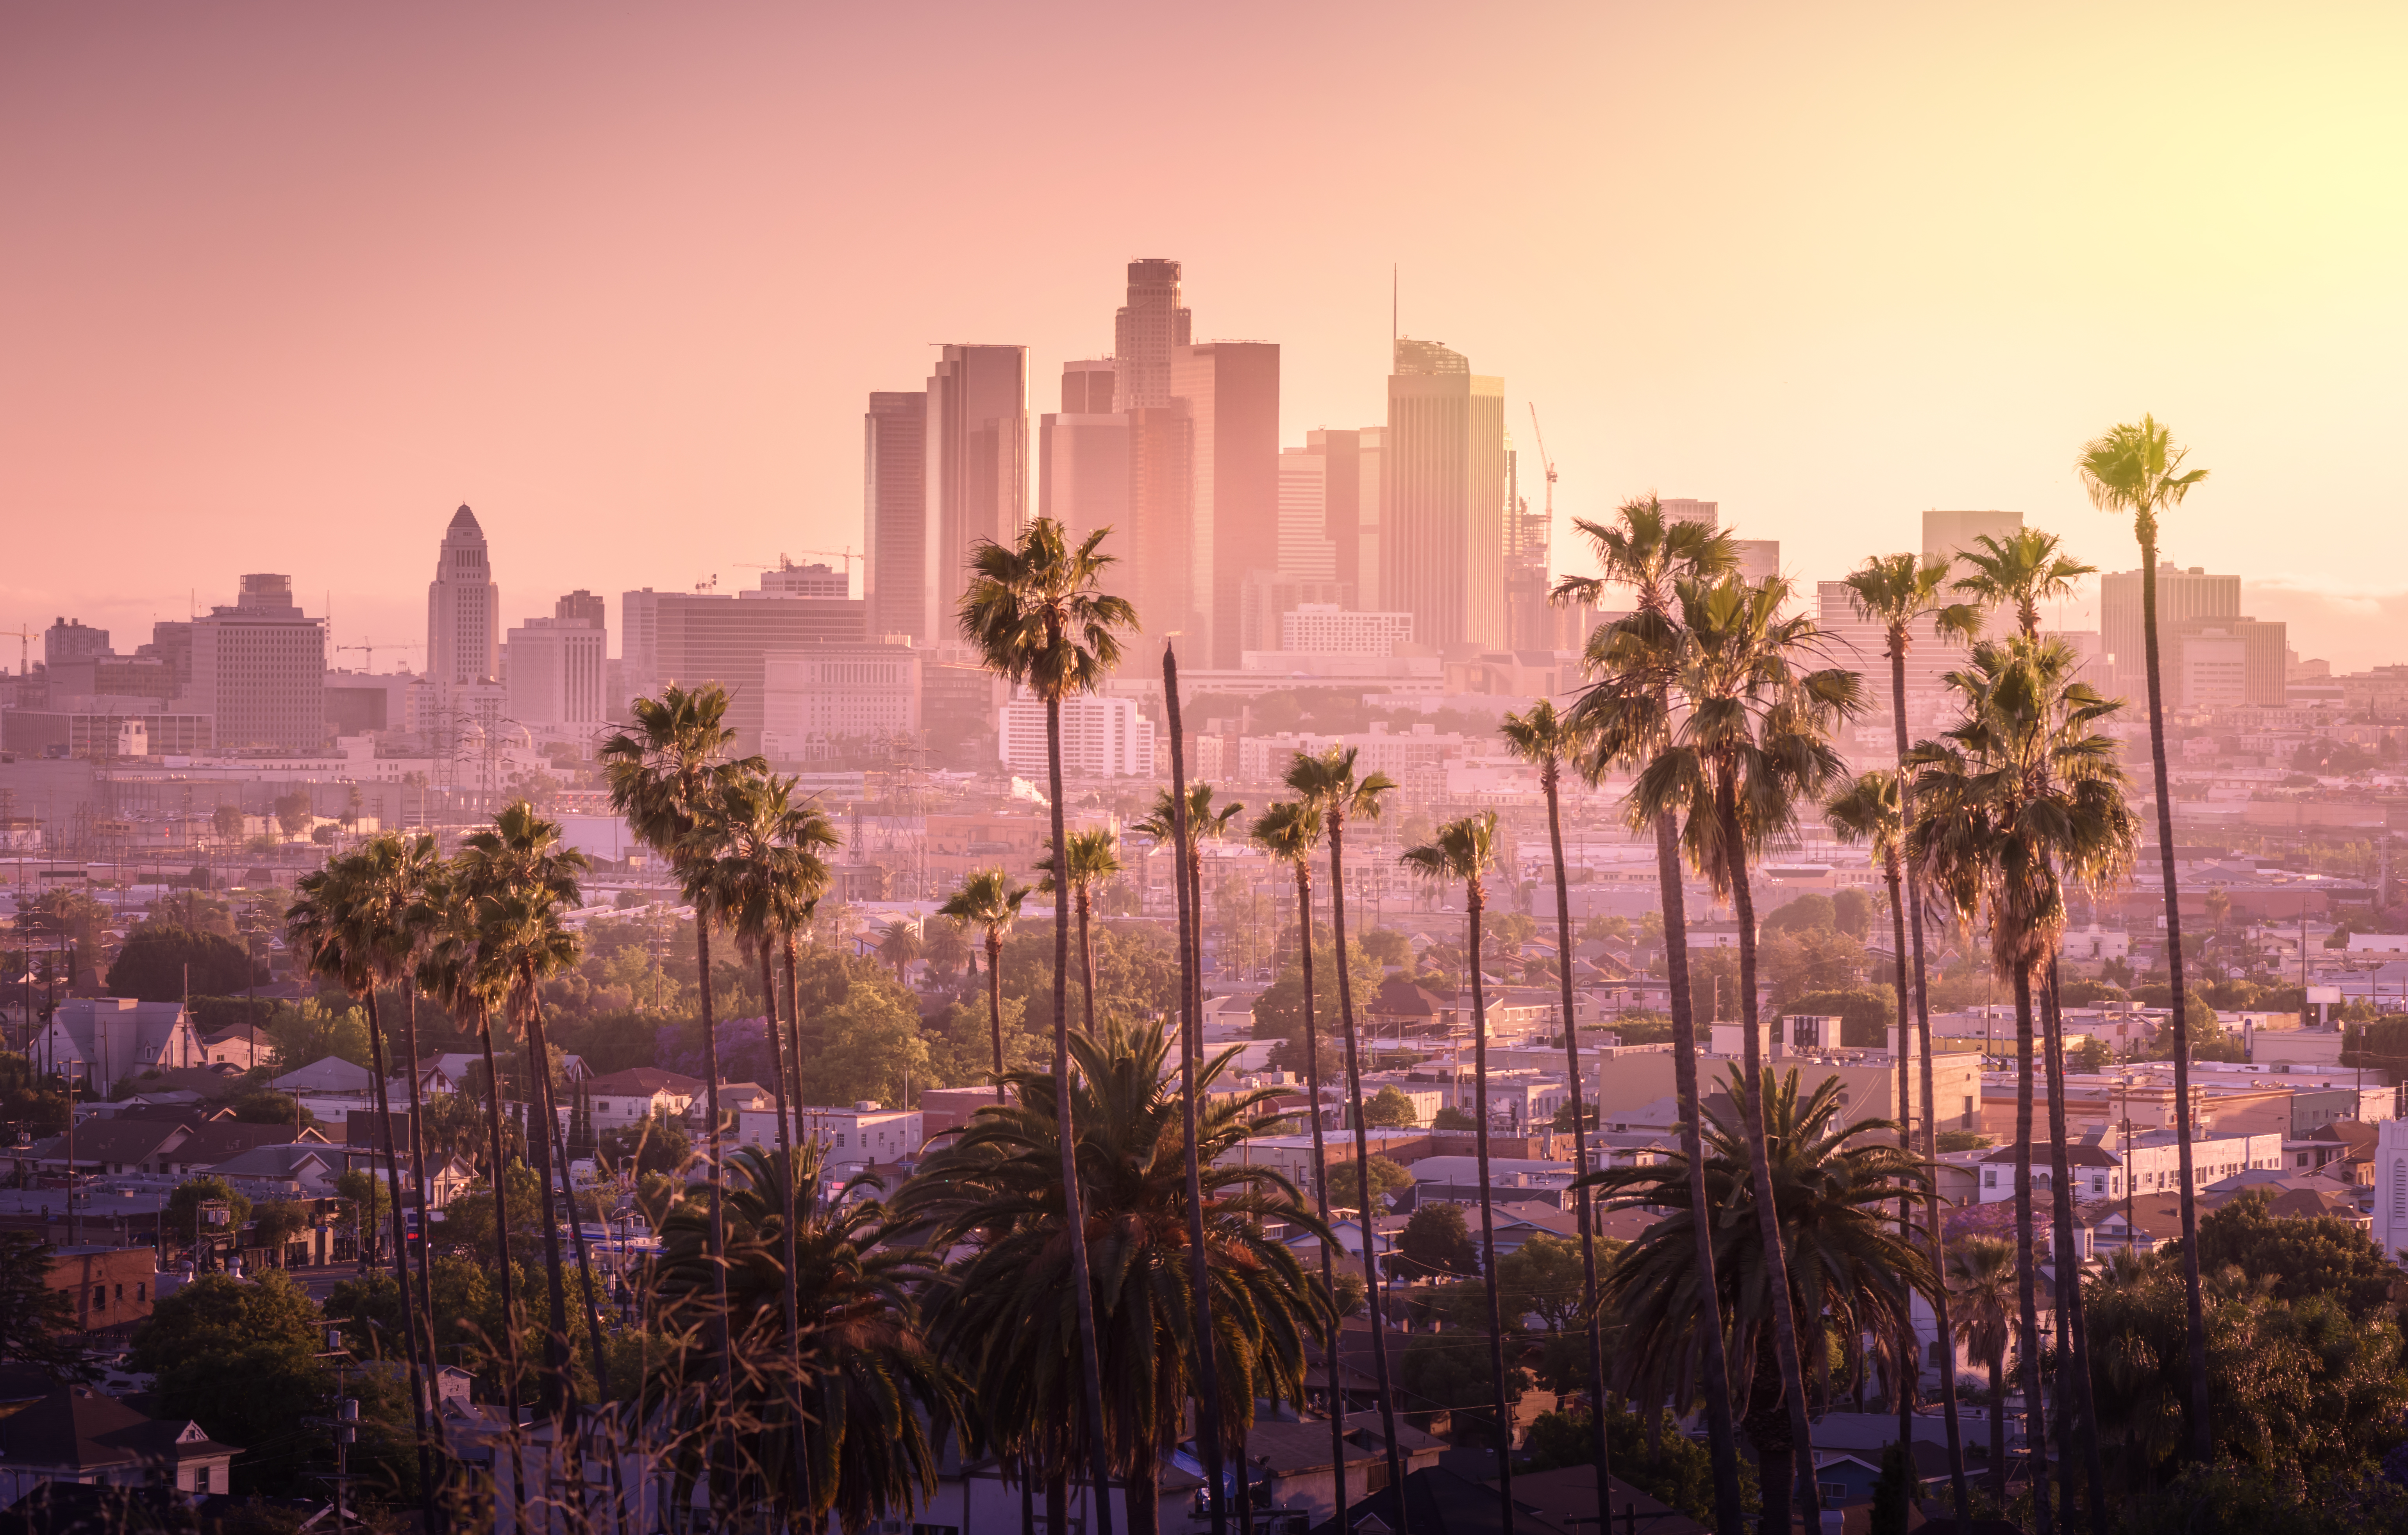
(5, 2, 2404, 669)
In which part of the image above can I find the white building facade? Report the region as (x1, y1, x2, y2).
(998, 693, 1154, 779)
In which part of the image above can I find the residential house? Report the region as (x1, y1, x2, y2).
(43, 1247, 157, 1335)
(0, 1386, 240, 1504)
(733, 1103, 923, 1174)
(195, 1026, 268, 1071)
(32, 999, 204, 1084)
(585, 1067, 703, 1133)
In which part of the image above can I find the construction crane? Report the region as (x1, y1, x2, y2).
(334, 640, 423, 672)
(1527, 403, 1557, 524)
(0, 627, 31, 681)
(736, 548, 860, 576)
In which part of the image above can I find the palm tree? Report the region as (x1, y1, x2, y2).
(900, 1017, 1330, 1535)
(647, 1142, 960, 1527)
(1597, 574, 1859, 1533)
(876, 918, 924, 986)
(459, 801, 591, 1422)
(1497, 700, 1612, 1492)
(1952, 528, 2095, 643)
(1249, 799, 1351, 1515)
(601, 684, 762, 1400)
(286, 842, 438, 1517)
(958, 516, 1140, 1535)
(1910, 637, 2139, 1535)
(2079, 415, 2213, 1461)
(1588, 1068, 1932, 1535)
(688, 767, 839, 1508)
(380, 832, 450, 1448)
(1280, 745, 1409, 1524)
(939, 870, 1034, 1103)
(1838, 552, 1973, 1517)
(1558, 495, 1748, 1535)
(1943, 1237, 2017, 1506)
(1400, 811, 1516, 1530)
(1036, 828, 1125, 1035)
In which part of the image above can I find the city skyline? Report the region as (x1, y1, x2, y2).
(5, 3, 2404, 669)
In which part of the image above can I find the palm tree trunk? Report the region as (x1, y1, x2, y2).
(1540, 762, 1612, 1501)
(1882, 861, 1916, 1458)
(360, 987, 436, 1514)
(1327, 816, 1409, 1533)
(695, 916, 736, 1440)
(1716, 786, 1820, 1535)
(397, 984, 450, 1480)
(1987, 1351, 2007, 1505)
(1292, 860, 1347, 1523)
(475, 1012, 526, 1533)
(757, 940, 811, 1517)
(1467, 882, 1514, 1534)
(1046, 693, 1118, 1535)
(1077, 890, 1099, 1035)
(988, 932, 1007, 1103)
(520, 1002, 574, 1417)
(1891, 640, 1969, 1525)
(1655, 810, 1746, 1535)
(2041, 961, 2108, 1531)
(1127, 1435, 1161, 1535)
(539, 1040, 623, 1528)
(2138, 538, 2212, 1459)
(2010, 966, 2053, 1535)
(1161, 650, 1229, 1535)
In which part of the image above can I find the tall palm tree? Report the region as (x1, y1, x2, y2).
(2079, 415, 2212, 1458)
(1497, 700, 1612, 1492)
(1280, 745, 1408, 1525)
(1588, 1068, 1932, 1535)
(1838, 552, 1973, 1519)
(287, 842, 438, 1519)
(459, 801, 592, 1422)
(900, 1017, 1330, 1535)
(381, 833, 450, 1449)
(600, 682, 765, 1410)
(1910, 637, 2139, 1535)
(647, 1142, 960, 1527)
(1559, 496, 1748, 1535)
(1951, 528, 2095, 643)
(689, 767, 838, 1508)
(1036, 828, 1125, 1035)
(1597, 573, 1859, 1533)
(939, 870, 1033, 1103)
(958, 516, 1140, 1535)
(1400, 811, 1515, 1531)
(1943, 1237, 2018, 1506)
(1249, 799, 1350, 1517)
(876, 918, 924, 986)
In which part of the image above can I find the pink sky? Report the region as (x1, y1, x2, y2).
(5, 2, 2405, 668)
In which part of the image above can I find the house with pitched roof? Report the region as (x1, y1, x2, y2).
(0, 1385, 240, 1504)
(32, 999, 204, 1084)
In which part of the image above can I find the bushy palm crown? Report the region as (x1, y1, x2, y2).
(956, 518, 1138, 700)
(646, 1142, 957, 1528)
(1953, 528, 2095, 639)
(288, 832, 438, 994)
(2077, 414, 2208, 546)
(456, 801, 588, 999)
(895, 1017, 1328, 1487)
(1584, 1068, 1932, 1412)
(1841, 552, 1972, 656)
(1399, 811, 1498, 901)
(1035, 827, 1125, 900)
(690, 772, 839, 959)
(937, 870, 1029, 947)
(1496, 699, 1591, 793)
(1280, 747, 1394, 828)
(1249, 800, 1322, 867)
(1823, 770, 1904, 872)
(1906, 638, 2138, 975)
(1553, 494, 1738, 617)
(1945, 1237, 2018, 1375)
(599, 682, 766, 860)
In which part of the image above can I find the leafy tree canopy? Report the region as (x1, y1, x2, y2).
(1396, 1202, 1478, 1278)
(104, 923, 257, 1002)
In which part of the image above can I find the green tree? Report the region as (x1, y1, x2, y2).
(1357, 926, 1411, 969)
(104, 923, 255, 1001)
(901, 1016, 1325, 1535)
(2080, 414, 2215, 1460)
(1521, 1403, 1734, 1524)
(260, 999, 373, 1071)
(1831, 886, 1877, 940)
(2188, 1190, 2400, 1321)
(1395, 1203, 1478, 1278)
(1559, 493, 1751, 1535)
(1250, 940, 1380, 1082)
(250, 1199, 310, 1265)
(168, 1177, 253, 1258)
(1944, 1236, 2017, 1505)
(0, 1233, 89, 1379)
(1361, 1086, 1419, 1127)
(1494, 1231, 1592, 1339)
(798, 986, 929, 1110)
(1758, 892, 1837, 937)
(129, 1272, 330, 1494)
(1399, 1329, 1528, 1440)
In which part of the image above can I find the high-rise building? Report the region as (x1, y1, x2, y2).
(1383, 339, 1506, 650)
(556, 590, 607, 632)
(1816, 580, 1965, 727)
(863, 391, 929, 643)
(1353, 427, 1384, 609)
(188, 574, 325, 750)
(1172, 341, 1280, 669)
(759, 645, 921, 761)
(1039, 360, 1130, 551)
(618, 581, 868, 754)
(137, 621, 193, 694)
(998, 692, 1154, 779)
(1275, 445, 1340, 582)
(505, 616, 607, 732)
(43, 619, 110, 666)
(924, 346, 1028, 645)
(1305, 429, 1370, 595)
(754, 560, 850, 599)
(1280, 606, 1413, 655)
(1658, 500, 1779, 582)
(2098, 564, 2284, 705)
(427, 505, 501, 690)
(1112, 259, 1191, 412)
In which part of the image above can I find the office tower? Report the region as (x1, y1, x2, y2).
(188, 574, 326, 750)
(556, 590, 607, 633)
(754, 559, 850, 599)
(1275, 445, 1338, 582)
(864, 391, 929, 642)
(1112, 259, 1191, 412)
(618, 583, 868, 754)
(1281, 607, 1413, 655)
(44, 619, 110, 666)
(505, 616, 607, 731)
(2098, 563, 2286, 704)
(427, 505, 501, 689)
(1816, 581, 1962, 726)
(759, 645, 922, 761)
(1383, 339, 1506, 650)
(998, 692, 1155, 779)
(138, 621, 194, 694)
(1659, 500, 1778, 582)
(924, 346, 1028, 645)
(1124, 406, 1201, 658)
(1353, 428, 1384, 609)
(1305, 429, 1368, 593)
(1173, 341, 1280, 668)
(1039, 361, 1130, 550)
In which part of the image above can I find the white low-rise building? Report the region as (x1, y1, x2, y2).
(734, 1102, 924, 1173)
(1976, 1125, 2285, 1204)
(2375, 1118, 2408, 1262)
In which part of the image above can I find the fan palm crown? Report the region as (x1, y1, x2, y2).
(1953, 528, 2096, 640)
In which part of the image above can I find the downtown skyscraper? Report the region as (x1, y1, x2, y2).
(922, 345, 1028, 646)
(1112, 258, 1191, 411)
(1383, 338, 1506, 650)
(427, 504, 501, 688)
(863, 390, 928, 642)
